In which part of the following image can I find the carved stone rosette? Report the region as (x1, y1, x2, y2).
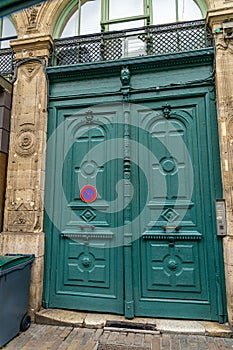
(14, 129, 36, 157)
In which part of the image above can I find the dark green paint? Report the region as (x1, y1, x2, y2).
(0, 0, 46, 16)
(44, 50, 227, 322)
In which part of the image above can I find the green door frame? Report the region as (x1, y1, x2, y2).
(43, 49, 227, 322)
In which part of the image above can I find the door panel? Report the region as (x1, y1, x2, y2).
(48, 107, 124, 313)
(132, 99, 220, 319)
(45, 93, 225, 321)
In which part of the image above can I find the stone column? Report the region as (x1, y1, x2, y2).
(0, 36, 52, 317)
(207, 8, 233, 325)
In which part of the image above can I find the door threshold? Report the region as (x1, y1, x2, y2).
(35, 308, 233, 337)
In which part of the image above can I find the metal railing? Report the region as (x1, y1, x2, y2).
(50, 20, 212, 67)
(0, 36, 16, 76)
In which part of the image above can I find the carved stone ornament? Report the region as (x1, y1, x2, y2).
(216, 37, 233, 54)
(120, 66, 131, 86)
(26, 4, 42, 28)
(162, 103, 172, 118)
(85, 110, 94, 124)
(15, 129, 36, 157)
(8, 211, 33, 228)
(21, 62, 42, 81)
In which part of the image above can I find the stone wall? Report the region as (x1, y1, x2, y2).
(0, 36, 52, 316)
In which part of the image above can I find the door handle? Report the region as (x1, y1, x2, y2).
(162, 226, 181, 232)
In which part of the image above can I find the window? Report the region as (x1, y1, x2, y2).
(60, 0, 203, 38)
(0, 17, 17, 48)
(61, 0, 101, 37)
(106, 0, 146, 31)
(152, 0, 202, 25)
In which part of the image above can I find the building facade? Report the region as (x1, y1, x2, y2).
(0, 0, 233, 324)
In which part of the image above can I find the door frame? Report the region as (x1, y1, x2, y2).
(43, 49, 227, 322)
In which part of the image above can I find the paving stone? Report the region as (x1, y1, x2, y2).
(35, 309, 86, 327)
(116, 332, 128, 345)
(97, 346, 149, 350)
(207, 343, 218, 350)
(3, 323, 233, 350)
(57, 327, 79, 349)
(125, 332, 134, 346)
(223, 337, 233, 349)
(179, 335, 189, 350)
(99, 330, 111, 343)
(152, 337, 161, 350)
(161, 333, 170, 350)
(170, 334, 180, 350)
(94, 328, 104, 341)
(156, 319, 205, 335)
(201, 322, 233, 338)
(81, 329, 97, 345)
(144, 334, 153, 346)
(107, 331, 120, 344)
(133, 333, 144, 346)
(215, 337, 228, 350)
(84, 313, 109, 328)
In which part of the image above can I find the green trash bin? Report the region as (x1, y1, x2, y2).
(0, 254, 34, 347)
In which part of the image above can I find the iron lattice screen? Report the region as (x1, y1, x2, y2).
(51, 20, 212, 67)
(0, 48, 15, 76)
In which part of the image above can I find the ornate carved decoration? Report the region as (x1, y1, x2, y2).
(20, 62, 42, 82)
(26, 4, 42, 29)
(80, 209, 96, 223)
(161, 208, 179, 223)
(10, 212, 33, 227)
(120, 66, 131, 86)
(167, 259, 178, 270)
(162, 103, 172, 118)
(61, 232, 114, 240)
(15, 129, 36, 157)
(216, 37, 233, 54)
(142, 232, 202, 240)
(85, 110, 94, 124)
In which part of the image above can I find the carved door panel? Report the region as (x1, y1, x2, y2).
(46, 106, 124, 314)
(132, 99, 225, 321)
(45, 96, 225, 321)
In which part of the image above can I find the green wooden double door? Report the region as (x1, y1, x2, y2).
(44, 95, 226, 322)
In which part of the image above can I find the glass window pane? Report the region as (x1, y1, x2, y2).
(109, 20, 144, 31)
(61, 11, 78, 37)
(81, 0, 101, 35)
(61, 0, 101, 38)
(109, 0, 143, 20)
(153, 0, 176, 25)
(178, 0, 202, 21)
(1, 17, 17, 48)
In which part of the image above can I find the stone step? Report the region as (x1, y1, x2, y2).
(35, 308, 233, 337)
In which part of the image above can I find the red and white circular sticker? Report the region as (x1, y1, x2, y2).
(80, 185, 97, 203)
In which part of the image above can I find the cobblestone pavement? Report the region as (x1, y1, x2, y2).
(2, 324, 233, 350)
